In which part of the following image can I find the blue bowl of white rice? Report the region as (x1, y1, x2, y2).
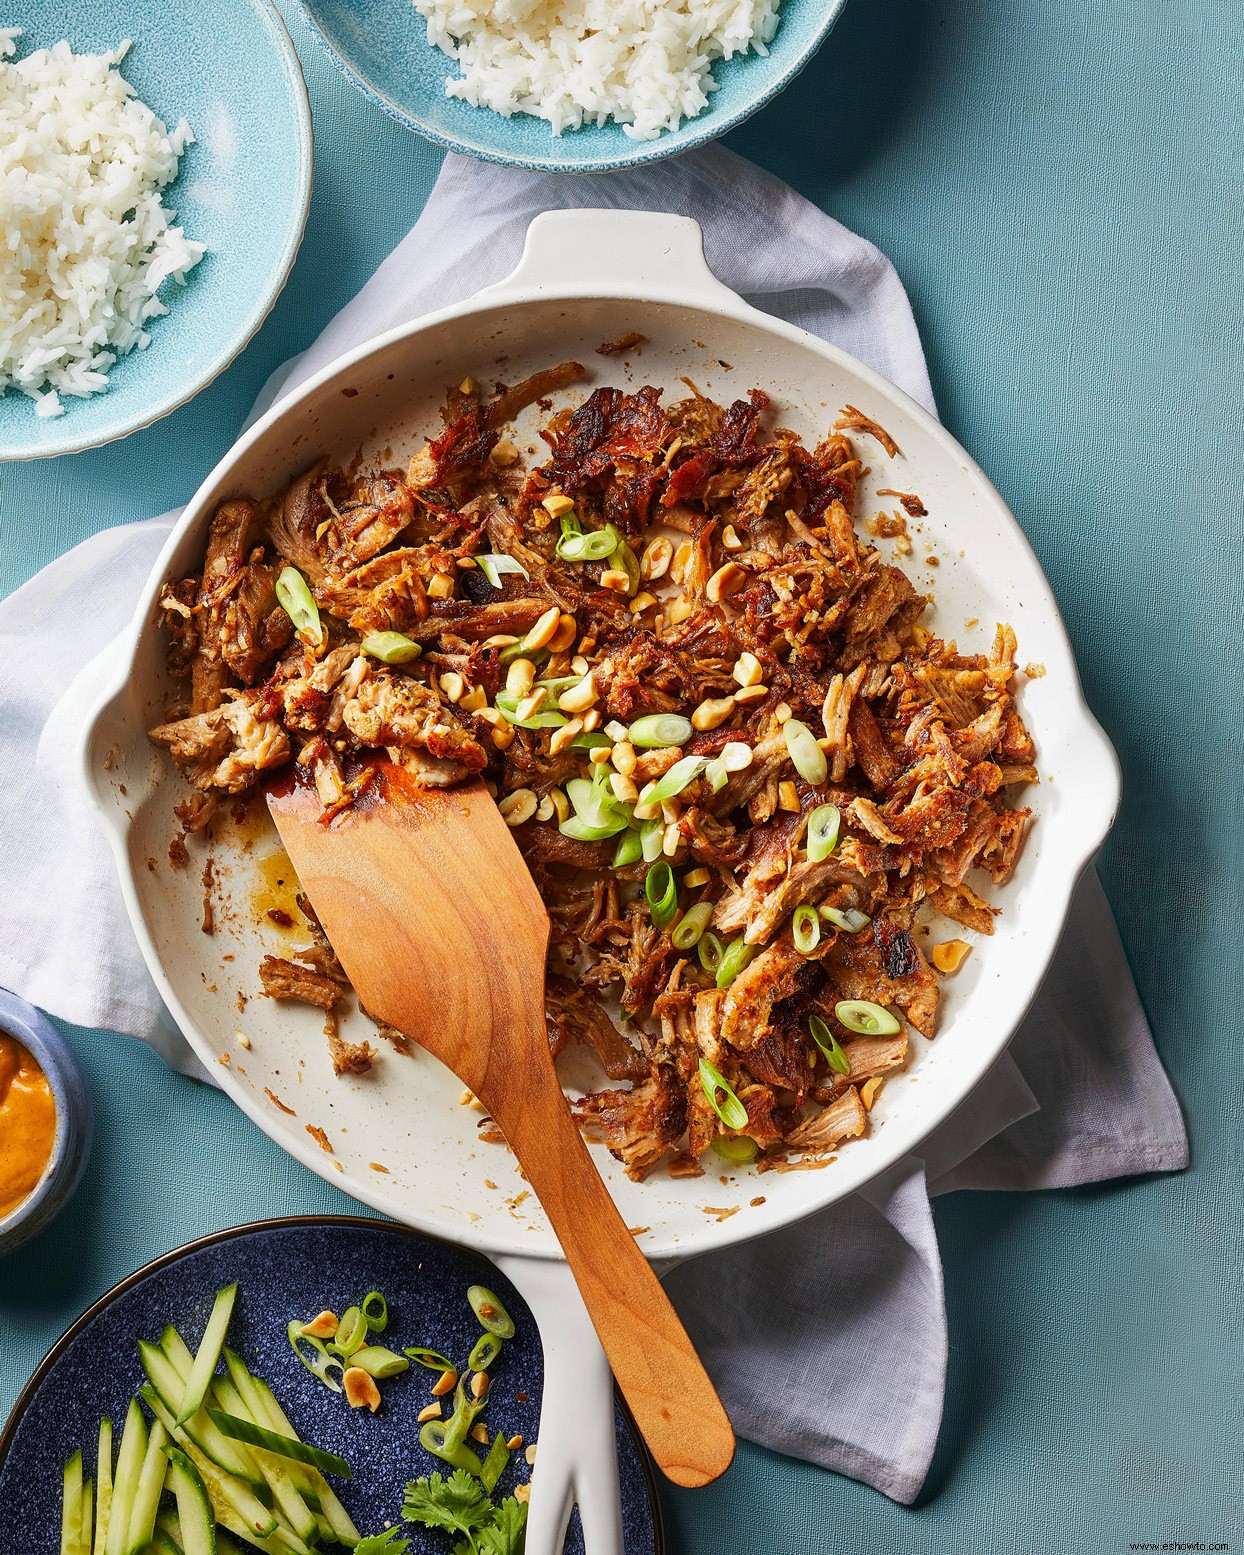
(296, 0, 846, 173)
(0, 1, 312, 460)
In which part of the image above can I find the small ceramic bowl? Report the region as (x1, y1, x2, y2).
(0, 990, 92, 1256)
(296, 0, 847, 172)
(0, 0, 313, 461)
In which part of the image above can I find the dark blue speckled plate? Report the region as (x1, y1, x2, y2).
(0, 1217, 662, 1554)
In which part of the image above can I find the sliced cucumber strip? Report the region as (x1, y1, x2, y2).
(105, 1400, 147, 1555)
(154, 1509, 184, 1553)
(207, 1410, 351, 1481)
(126, 1421, 168, 1555)
(149, 1531, 183, 1555)
(139, 1342, 263, 1488)
(163, 1446, 217, 1555)
(250, 1376, 359, 1545)
(140, 1388, 280, 1543)
(61, 1450, 83, 1555)
(93, 1419, 113, 1555)
(209, 1380, 319, 1547)
(79, 1479, 94, 1555)
(177, 1285, 238, 1427)
(159, 1326, 195, 1378)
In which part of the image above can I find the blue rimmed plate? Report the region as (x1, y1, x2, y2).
(295, 0, 846, 172)
(0, 0, 312, 462)
(0, 1217, 663, 1554)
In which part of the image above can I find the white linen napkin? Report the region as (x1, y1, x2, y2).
(0, 146, 1187, 1502)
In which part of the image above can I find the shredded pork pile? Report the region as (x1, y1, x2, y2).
(151, 362, 1037, 1176)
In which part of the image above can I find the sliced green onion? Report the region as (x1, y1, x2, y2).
(711, 1136, 759, 1164)
(698, 1058, 749, 1130)
(835, 999, 902, 1036)
(809, 1015, 851, 1075)
(698, 931, 726, 973)
(560, 813, 629, 841)
(645, 861, 678, 930)
(480, 1431, 510, 1495)
(275, 566, 324, 646)
(613, 829, 643, 867)
(361, 1291, 388, 1332)
(570, 732, 612, 751)
(468, 1332, 503, 1373)
(440, 1378, 485, 1456)
(419, 1421, 482, 1477)
(403, 1346, 455, 1373)
(646, 754, 707, 804)
(640, 818, 665, 862)
(359, 630, 421, 665)
(821, 906, 871, 933)
(331, 1306, 366, 1358)
(206, 1411, 352, 1479)
(628, 713, 693, 748)
(536, 674, 580, 695)
(671, 900, 714, 950)
(715, 935, 755, 989)
(604, 525, 641, 591)
(348, 1345, 409, 1379)
(807, 803, 841, 862)
(498, 639, 549, 668)
(495, 689, 569, 729)
(556, 528, 618, 562)
(467, 1285, 516, 1339)
(559, 512, 582, 541)
(704, 757, 729, 793)
(176, 1283, 238, 1425)
(288, 1321, 343, 1392)
(792, 905, 821, 955)
(475, 553, 530, 588)
(784, 719, 827, 786)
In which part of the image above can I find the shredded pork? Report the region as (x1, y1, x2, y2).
(151, 368, 1037, 1173)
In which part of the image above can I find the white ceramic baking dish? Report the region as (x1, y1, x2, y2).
(77, 210, 1120, 1551)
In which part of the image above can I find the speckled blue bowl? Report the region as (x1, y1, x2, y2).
(0, 0, 312, 462)
(0, 991, 92, 1257)
(296, 0, 847, 172)
(0, 1217, 663, 1554)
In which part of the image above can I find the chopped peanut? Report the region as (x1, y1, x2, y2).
(612, 741, 637, 777)
(514, 1484, 530, 1504)
(459, 376, 477, 395)
(932, 939, 972, 974)
(860, 1076, 885, 1111)
(583, 708, 602, 732)
(778, 780, 800, 811)
(691, 695, 735, 731)
(609, 772, 640, 804)
(733, 652, 763, 687)
(733, 683, 768, 706)
(720, 740, 754, 772)
(541, 492, 575, 519)
(491, 723, 515, 751)
(299, 1311, 339, 1340)
(548, 613, 578, 652)
(683, 867, 711, 888)
(549, 717, 584, 756)
(668, 596, 695, 625)
(459, 686, 488, 713)
(536, 794, 554, 823)
(549, 788, 570, 822)
(706, 563, 747, 603)
(490, 438, 519, 468)
(498, 789, 537, 827)
(524, 606, 562, 651)
(417, 1402, 443, 1423)
(470, 1423, 490, 1445)
(525, 1443, 538, 1466)
(662, 821, 681, 857)
(600, 568, 631, 593)
(344, 1368, 381, 1412)
(427, 573, 455, 600)
(505, 657, 537, 695)
(438, 672, 465, 703)
(721, 524, 744, 551)
(588, 745, 612, 765)
(558, 674, 598, 713)
(432, 1368, 458, 1396)
(630, 591, 656, 614)
(515, 688, 547, 722)
(507, 1434, 524, 1451)
(774, 701, 792, 723)
(640, 536, 673, 580)
(470, 1370, 489, 1399)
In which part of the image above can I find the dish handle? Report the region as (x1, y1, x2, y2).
(479, 209, 743, 312)
(494, 1255, 625, 1555)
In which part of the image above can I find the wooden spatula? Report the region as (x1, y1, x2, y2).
(267, 759, 735, 1489)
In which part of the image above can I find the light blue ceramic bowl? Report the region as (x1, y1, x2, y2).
(0, 991, 92, 1257)
(0, 0, 312, 462)
(297, 0, 846, 172)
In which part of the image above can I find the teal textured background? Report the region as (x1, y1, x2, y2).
(2, 1, 1241, 1550)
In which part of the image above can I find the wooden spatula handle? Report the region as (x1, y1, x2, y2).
(479, 1042, 735, 1489)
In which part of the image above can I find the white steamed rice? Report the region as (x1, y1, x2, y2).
(413, 0, 782, 141)
(0, 28, 204, 419)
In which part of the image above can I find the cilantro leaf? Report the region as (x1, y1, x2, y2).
(402, 1470, 494, 1538)
(354, 1531, 411, 1555)
(476, 1496, 528, 1555)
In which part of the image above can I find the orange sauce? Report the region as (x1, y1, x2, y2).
(0, 1034, 57, 1219)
